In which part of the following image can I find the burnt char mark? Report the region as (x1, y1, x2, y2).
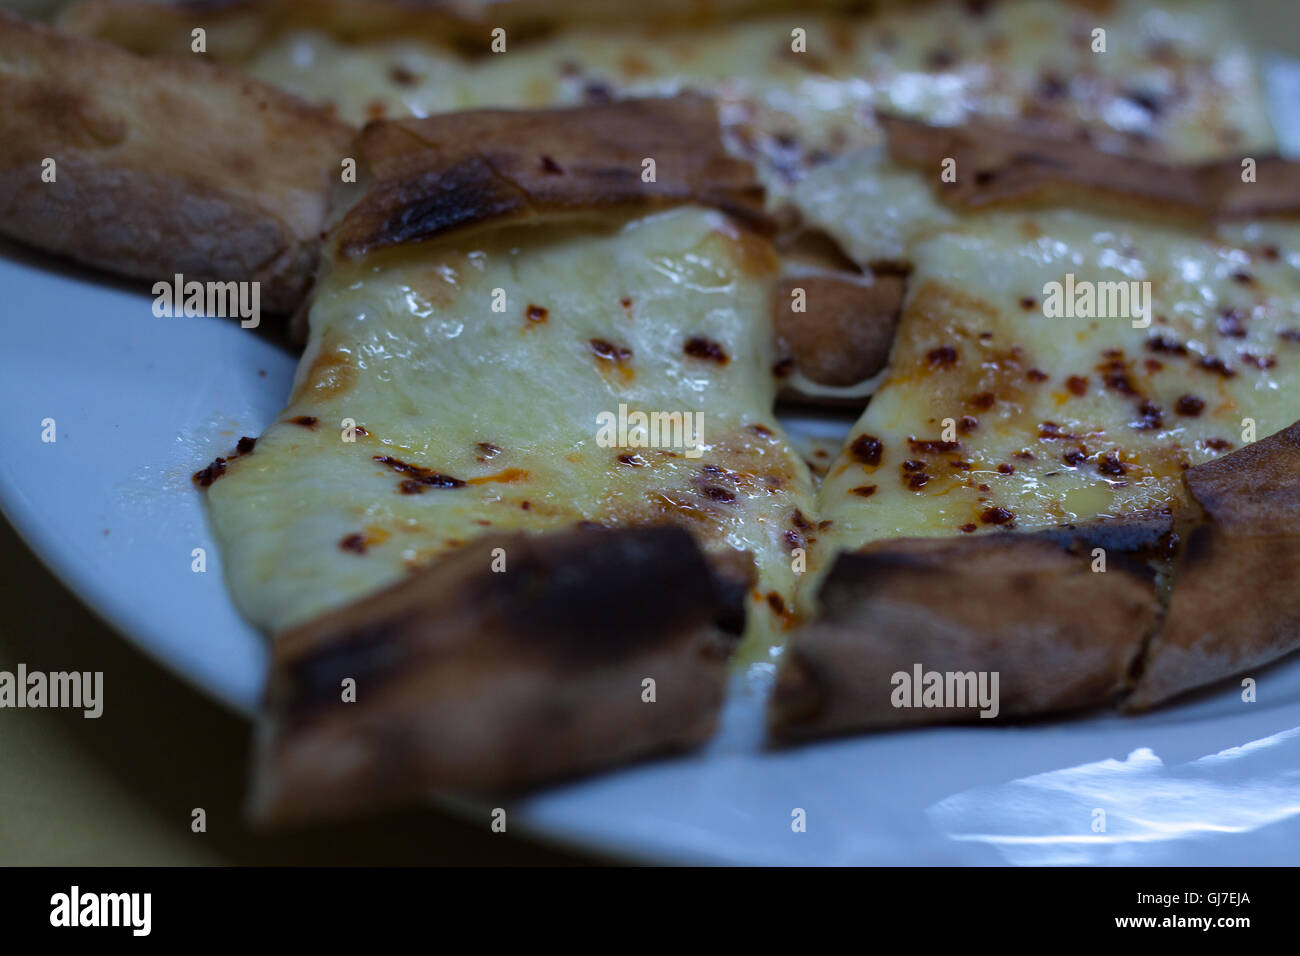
(335, 96, 771, 259)
(1198, 355, 1237, 378)
(1097, 452, 1128, 477)
(1039, 421, 1081, 441)
(278, 620, 408, 722)
(1147, 334, 1188, 356)
(684, 336, 730, 364)
(908, 438, 959, 454)
(980, 506, 1014, 525)
(1216, 309, 1247, 338)
(698, 484, 736, 502)
(193, 457, 226, 488)
(850, 434, 883, 466)
(192, 435, 257, 488)
(1178, 522, 1215, 571)
(1034, 512, 1176, 568)
(1097, 352, 1137, 396)
(274, 527, 739, 724)
(361, 157, 525, 254)
(373, 455, 466, 492)
(486, 527, 731, 661)
(390, 65, 421, 86)
(926, 346, 958, 369)
(589, 338, 633, 363)
(1132, 400, 1163, 431)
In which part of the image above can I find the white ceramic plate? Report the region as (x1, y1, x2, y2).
(7, 242, 1300, 866)
(4, 57, 1300, 866)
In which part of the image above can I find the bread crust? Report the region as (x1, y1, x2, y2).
(0, 9, 352, 312)
(1125, 421, 1300, 710)
(769, 518, 1168, 743)
(249, 526, 742, 823)
(772, 229, 905, 403)
(878, 112, 1300, 223)
(330, 94, 769, 260)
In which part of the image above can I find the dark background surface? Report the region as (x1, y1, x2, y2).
(0, 514, 591, 865)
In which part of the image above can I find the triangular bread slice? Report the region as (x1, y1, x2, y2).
(193, 96, 821, 817)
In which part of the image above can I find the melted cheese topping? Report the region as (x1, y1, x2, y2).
(814, 209, 1300, 568)
(204, 208, 819, 659)
(245, 0, 1275, 194)
(791, 148, 957, 265)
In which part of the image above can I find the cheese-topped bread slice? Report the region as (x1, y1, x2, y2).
(769, 117, 1300, 738)
(64, 0, 1277, 185)
(199, 97, 819, 663)
(813, 207, 1300, 553)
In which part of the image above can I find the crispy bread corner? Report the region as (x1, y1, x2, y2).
(0, 9, 353, 312)
(329, 94, 770, 261)
(249, 526, 742, 824)
(1125, 421, 1300, 710)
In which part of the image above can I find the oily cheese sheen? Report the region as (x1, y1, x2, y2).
(203, 207, 818, 658)
(790, 149, 957, 265)
(245, 0, 1275, 175)
(814, 209, 1300, 560)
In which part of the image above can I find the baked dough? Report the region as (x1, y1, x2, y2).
(0, 9, 351, 312)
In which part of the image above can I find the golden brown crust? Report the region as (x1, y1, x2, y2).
(0, 9, 353, 312)
(331, 94, 769, 260)
(1200, 157, 1300, 220)
(1179, 420, 1300, 534)
(249, 526, 741, 824)
(1125, 421, 1300, 710)
(772, 229, 905, 401)
(769, 521, 1166, 743)
(878, 112, 1300, 224)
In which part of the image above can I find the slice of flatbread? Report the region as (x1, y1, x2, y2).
(768, 113, 1300, 738)
(250, 526, 744, 823)
(0, 9, 351, 312)
(198, 94, 817, 649)
(202, 96, 823, 816)
(810, 174, 1300, 563)
(1126, 421, 1300, 710)
(770, 517, 1167, 741)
